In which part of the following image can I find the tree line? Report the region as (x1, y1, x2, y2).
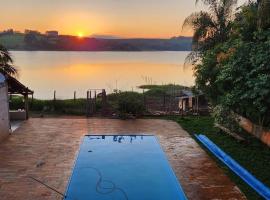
(184, 0, 270, 130)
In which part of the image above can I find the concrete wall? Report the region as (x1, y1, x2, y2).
(0, 82, 10, 141)
(10, 111, 26, 120)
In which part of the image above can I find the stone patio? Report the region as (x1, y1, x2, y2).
(0, 118, 246, 200)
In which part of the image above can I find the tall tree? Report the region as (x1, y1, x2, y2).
(183, 0, 237, 63)
(257, 0, 270, 29)
(0, 44, 17, 77)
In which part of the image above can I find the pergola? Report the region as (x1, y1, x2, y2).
(6, 75, 34, 119)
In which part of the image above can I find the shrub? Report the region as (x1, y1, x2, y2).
(116, 92, 145, 117)
(212, 105, 241, 133)
(9, 95, 24, 110)
(195, 29, 270, 128)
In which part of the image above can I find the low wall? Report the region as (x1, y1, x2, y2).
(0, 83, 10, 141)
(238, 116, 270, 147)
(9, 110, 27, 120)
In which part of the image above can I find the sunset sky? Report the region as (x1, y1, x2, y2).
(1, 0, 247, 38)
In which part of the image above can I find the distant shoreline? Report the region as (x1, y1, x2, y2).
(9, 49, 191, 52)
(0, 33, 192, 51)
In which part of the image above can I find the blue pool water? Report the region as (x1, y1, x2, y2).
(65, 135, 187, 200)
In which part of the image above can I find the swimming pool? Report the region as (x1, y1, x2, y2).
(65, 135, 187, 200)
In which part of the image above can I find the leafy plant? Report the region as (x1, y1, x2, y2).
(185, 0, 270, 129)
(216, 30, 270, 127)
(0, 44, 17, 76)
(116, 92, 145, 117)
(182, 0, 237, 64)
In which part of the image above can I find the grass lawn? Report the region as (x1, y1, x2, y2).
(166, 116, 270, 200)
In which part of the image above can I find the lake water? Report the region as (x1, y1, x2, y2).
(11, 51, 194, 99)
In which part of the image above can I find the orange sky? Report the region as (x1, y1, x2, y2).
(0, 0, 247, 38)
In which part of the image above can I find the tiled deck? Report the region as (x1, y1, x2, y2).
(0, 118, 246, 200)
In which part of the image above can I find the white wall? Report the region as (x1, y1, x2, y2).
(0, 83, 10, 141)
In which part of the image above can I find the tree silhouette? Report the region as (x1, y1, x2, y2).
(0, 44, 17, 77)
(182, 0, 237, 64)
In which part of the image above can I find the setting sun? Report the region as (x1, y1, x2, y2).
(77, 32, 84, 38)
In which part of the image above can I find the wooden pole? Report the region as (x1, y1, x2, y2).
(53, 90, 56, 111)
(74, 91, 76, 101)
(181, 99, 184, 117)
(90, 91, 92, 115)
(197, 96, 199, 114)
(53, 90, 56, 101)
(86, 91, 89, 117)
(102, 89, 106, 104)
(143, 89, 146, 108)
(94, 90, 97, 113)
(101, 89, 107, 115)
(163, 92, 166, 111)
(30, 94, 34, 108)
(24, 94, 29, 120)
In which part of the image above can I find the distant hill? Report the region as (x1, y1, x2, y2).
(0, 33, 192, 51)
(90, 34, 122, 39)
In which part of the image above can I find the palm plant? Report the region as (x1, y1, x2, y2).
(182, 0, 238, 64)
(0, 44, 17, 77)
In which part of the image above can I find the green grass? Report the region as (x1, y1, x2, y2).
(166, 116, 270, 200)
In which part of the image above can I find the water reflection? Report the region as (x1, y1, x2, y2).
(88, 135, 145, 144)
(11, 51, 195, 99)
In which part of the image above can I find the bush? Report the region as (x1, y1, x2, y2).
(10, 96, 88, 115)
(31, 99, 87, 115)
(212, 105, 241, 133)
(9, 92, 146, 117)
(9, 95, 24, 110)
(116, 92, 145, 117)
(195, 30, 270, 128)
(216, 30, 270, 128)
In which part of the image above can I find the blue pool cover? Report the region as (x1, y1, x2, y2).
(195, 134, 270, 200)
(64, 135, 187, 200)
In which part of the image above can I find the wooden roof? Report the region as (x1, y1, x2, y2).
(6, 75, 33, 95)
